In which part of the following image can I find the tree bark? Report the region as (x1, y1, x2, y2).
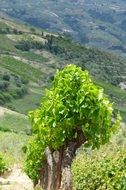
(38, 128, 86, 190)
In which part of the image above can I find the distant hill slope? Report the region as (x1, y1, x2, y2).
(1, 0, 126, 56)
(0, 17, 126, 121)
(0, 106, 30, 134)
(0, 106, 30, 168)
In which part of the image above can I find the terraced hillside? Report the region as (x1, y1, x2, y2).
(0, 17, 126, 121)
(1, 0, 126, 56)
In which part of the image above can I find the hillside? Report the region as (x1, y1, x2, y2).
(1, 0, 126, 56)
(0, 16, 126, 190)
(0, 17, 126, 122)
(0, 106, 29, 165)
(0, 106, 32, 189)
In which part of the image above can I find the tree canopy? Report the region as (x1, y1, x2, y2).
(25, 64, 121, 183)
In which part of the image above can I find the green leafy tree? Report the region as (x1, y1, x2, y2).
(25, 65, 121, 190)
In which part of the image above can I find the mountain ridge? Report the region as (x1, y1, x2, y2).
(1, 0, 126, 56)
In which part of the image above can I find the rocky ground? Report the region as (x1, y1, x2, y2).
(0, 164, 34, 190)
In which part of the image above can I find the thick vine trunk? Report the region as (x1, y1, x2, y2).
(38, 128, 86, 190)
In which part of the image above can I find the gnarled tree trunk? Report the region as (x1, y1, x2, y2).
(38, 127, 86, 190)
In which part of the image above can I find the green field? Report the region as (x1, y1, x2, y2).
(0, 112, 30, 134)
(20, 51, 48, 63)
(0, 56, 43, 82)
(0, 107, 30, 167)
(0, 35, 17, 52)
(0, 131, 29, 166)
(11, 90, 42, 114)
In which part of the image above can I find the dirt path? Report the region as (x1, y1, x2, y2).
(0, 106, 26, 118)
(0, 164, 34, 190)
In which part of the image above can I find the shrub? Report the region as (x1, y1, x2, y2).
(2, 93, 12, 102)
(72, 147, 126, 190)
(15, 79, 22, 87)
(0, 81, 9, 91)
(3, 73, 10, 81)
(6, 103, 16, 111)
(21, 77, 29, 84)
(0, 154, 7, 175)
(17, 86, 27, 97)
(15, 40, 43, 51)
(15, 41, 31, 51)
(0, 94, 5, 105)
